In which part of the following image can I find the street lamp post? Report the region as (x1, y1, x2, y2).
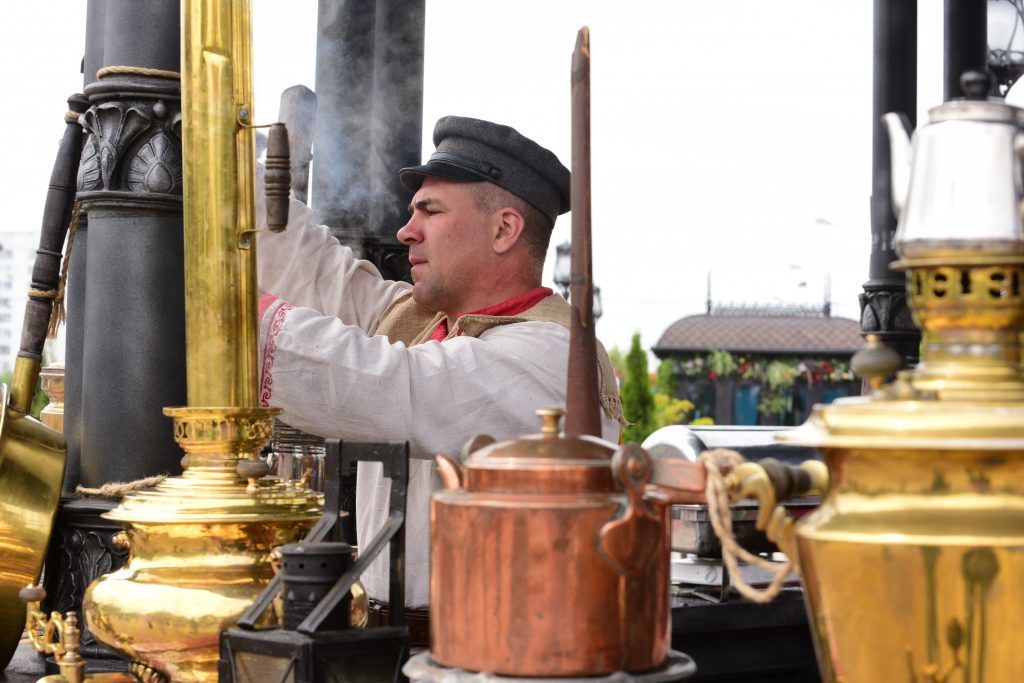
(553, 240, 571, 299)
(988, 0, 1024, 93)
(551, 240, 602, 321)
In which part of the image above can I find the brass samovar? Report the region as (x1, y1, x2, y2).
(80, 1, 321, 681)
(770, 71, 1024, 682)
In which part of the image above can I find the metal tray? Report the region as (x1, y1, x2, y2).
(671, 498, 818, 558)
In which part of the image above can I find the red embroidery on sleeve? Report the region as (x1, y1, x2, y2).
(260, 302, 294, 407)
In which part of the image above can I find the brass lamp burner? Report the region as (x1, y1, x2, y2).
(896, 256, 1024, 400)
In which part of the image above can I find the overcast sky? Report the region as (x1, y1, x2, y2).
(0, 2, 950, 355)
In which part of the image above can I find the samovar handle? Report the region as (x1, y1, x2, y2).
(715, 454, 829, 562)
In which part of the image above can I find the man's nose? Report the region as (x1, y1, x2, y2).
(397, 217, 421, 245)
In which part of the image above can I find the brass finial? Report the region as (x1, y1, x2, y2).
(851, 334, 903, 393)
(537, 408, 565, 436)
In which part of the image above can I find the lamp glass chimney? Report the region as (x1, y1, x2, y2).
(553, 241, 572, 295)
(988, 0, 1024, 90)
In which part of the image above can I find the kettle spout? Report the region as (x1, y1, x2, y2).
(882, 112, 913, 219)
(435, 453, 464, 490)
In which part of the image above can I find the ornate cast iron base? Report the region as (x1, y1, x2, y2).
(859, 281, 920, 367)
(42, 497, 129, 665)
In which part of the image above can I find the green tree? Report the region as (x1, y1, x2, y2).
(621, 333, 658, 444)
(656, 359, 677, 396)
(608, 346, 626, 383)
(0, 369, 49, 419)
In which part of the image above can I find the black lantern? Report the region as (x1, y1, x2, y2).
(553, 240, 572, 299)
(219, 440, 410, 683)
(989, 0, 1024, 93)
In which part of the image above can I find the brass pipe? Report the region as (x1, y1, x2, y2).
(10, 358, 41, 415)
(181, 0, 258, 408)
(82, 2, 322, 679)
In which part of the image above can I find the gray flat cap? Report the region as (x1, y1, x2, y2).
(400, 116, 570, 224)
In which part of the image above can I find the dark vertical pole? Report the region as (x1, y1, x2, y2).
(47, 0, 185, 655)
(860, 0, 921, 367)
(78, 0, 185, 487)
(65, 0, 108, 495)
(944, 0, 989, 99)
(311, 0, 423, 282)
(565, 28, 601, 438)
(311, 0, 377, 249)
(366, 0, 424, 283)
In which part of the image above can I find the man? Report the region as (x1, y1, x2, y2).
(256, 116, 622, 616)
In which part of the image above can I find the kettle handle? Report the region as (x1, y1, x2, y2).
(597, 443, 664, 579)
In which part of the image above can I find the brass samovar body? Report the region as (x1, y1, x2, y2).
(795, 441, 1024, 681)
(779, 75, 1024, 682)
(81, 1, 321, 681)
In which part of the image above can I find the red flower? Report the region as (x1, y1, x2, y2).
(708, 371, 718, 380)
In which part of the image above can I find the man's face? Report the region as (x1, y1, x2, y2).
(396, 177, 492, 315)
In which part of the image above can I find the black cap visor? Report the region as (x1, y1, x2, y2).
(399, 160, 489, 192)
(399, 151, 504, 192)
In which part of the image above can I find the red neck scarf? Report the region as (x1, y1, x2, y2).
(429, 286, 553, 342)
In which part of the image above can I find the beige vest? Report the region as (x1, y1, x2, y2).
(371, 293, 623, 427)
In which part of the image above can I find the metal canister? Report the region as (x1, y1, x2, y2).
(279, 542, 356, 630)
(430, 409, 670, 677)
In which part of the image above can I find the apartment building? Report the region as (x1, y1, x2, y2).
(0, 230, 39, 371)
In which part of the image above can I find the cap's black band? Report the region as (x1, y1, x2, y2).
(428, 151, 503, 180)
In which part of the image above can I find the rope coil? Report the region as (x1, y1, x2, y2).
(699, 448, 794, 603)
(42, 202, 81, 339)
(76, 474, 167, 498)
(96, 65, 180, 80)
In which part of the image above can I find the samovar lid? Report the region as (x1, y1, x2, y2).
(459, 408, 619, 494)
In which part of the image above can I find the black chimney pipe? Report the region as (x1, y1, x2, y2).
(944, 0, 989, 99)
(860, 0, 921, 368)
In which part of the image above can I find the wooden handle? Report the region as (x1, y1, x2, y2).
(11, 95, 87, 412)
(264, 122, 291, 232)
(564, 27, 602, 437)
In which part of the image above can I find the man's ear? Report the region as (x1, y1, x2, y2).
(491, 207, 526, 255)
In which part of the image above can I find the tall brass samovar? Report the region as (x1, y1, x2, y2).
(772, 72, 1024, 682)
(81, 2, 321, 681)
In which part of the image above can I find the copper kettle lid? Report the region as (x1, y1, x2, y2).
(460, 408, 618, 494)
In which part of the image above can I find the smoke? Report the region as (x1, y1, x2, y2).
(308, 0, 425, 250)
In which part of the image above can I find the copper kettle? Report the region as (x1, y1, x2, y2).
(431, 409, 675, 677)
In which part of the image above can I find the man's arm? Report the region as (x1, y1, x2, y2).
(259, 301, 619, 457)
(256, 198, 411, 333)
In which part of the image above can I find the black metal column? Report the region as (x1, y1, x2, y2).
(312, 0, 377, 249)
(64, 0, 108, 496)
(944, 0, 989, 99)
(311, 0, 423, 282)
(860, 0, 921, 367)
(45, 2, 186, 658)
(365, 0, 424, 282)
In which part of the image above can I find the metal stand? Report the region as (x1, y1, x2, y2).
(219, 440, 411, 683)
(403, 651, 697, 683)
